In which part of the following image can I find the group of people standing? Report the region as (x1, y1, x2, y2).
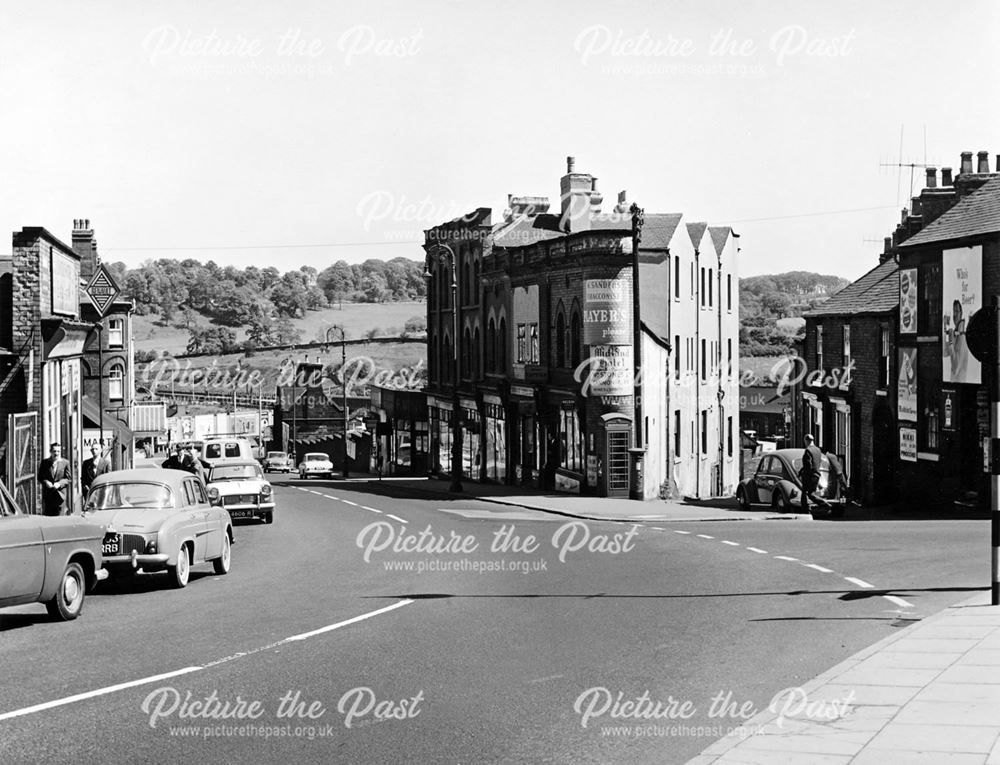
(161, 444, 211, 481)
(37, 442, 111, 516)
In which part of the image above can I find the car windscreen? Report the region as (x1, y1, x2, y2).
(210, 465, 261, 481)
(266, 452, 284, 459)
(89, 482, 175, 510)
(305, 454, 327, 461)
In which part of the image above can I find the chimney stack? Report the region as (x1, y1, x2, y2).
(589, 177, 603, 215)
(614, 190, 629, 214)
(925, 167, 937, 188)
(559, 156, 593, 233)
(941, 167, 953, 186)
(978, 151, 990, 174)
(961, 151, 974, 174)
(72, 218, 98, 284)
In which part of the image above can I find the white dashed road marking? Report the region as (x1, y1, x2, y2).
(844, 577, 874, 589)
(721, 541, 740, 546)
(774, 555, 798, 561)
(696, 534, 715, 539)
(387, 514, 407, 524)
(673, 530, 690, 535)
(884, 595, 914, 608)
(362, 506, 382, 513)
(746, 547, 768, 554)
(804, 564, 833, 573)
(342, 500, 358, 507)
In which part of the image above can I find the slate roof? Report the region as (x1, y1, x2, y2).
(805, 258, 899, 317)
(639, 213, 684, 250)
(491, 213, 565, 248)
(900, 176, 1000, 248)
(685, 222, 708, 250)
(708, 226, 731, 255)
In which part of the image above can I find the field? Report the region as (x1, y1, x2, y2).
(133, 301, 426, 356)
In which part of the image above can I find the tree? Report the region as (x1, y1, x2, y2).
(186, 326, 238, 355)
(361, 271, 389, 303)
(318, 261, 355, 308)
(403, 315, 427, 336)
(273, 317, 302, 346)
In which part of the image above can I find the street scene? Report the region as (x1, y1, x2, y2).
(3, 2, 1000, 763)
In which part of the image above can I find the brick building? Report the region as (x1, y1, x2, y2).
(423, 158, 740, 499)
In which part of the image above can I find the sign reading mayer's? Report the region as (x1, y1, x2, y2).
(583, 278, 631, 344)
(85, 263, 122, 316)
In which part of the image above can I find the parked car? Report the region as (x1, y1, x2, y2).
(262, 451, 295, 473)
(736, 448, 847, 517)
(83, 469, 233, 588)
(0, 478, 108, 620)
(206, 460, 275, 524)
(299, 452, 334, 479)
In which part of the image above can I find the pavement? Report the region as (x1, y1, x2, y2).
(359, 474, 814, 523)
(687, 591, 1000, 764)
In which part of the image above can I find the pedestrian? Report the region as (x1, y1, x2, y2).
(822, 447, 850, 500)
(799, 433, 828, 514)
(161, 444, 184, 471)
(38, 442, 72, 516)
(81, 443, 110, 498)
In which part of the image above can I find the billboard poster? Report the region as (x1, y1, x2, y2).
(583, 279, 631, 344)
(899, 428, 917, 462)
(942, 245, 982, 384)
(899, 268, 917, 334)
(587, 345, 633, 395)
(897, 347, 917, 422)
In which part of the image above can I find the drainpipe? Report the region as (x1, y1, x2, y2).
(695, 247, 700, 499)
(717, 251, 725, 497)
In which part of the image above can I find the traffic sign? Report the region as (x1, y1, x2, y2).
(85, 264, 122, 317)
(967, 304, 998, 365)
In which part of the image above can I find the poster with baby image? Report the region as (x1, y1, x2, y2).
(942, 246, 982, 385)
(899, 268, 917, 334)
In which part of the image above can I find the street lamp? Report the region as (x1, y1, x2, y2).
(424, 243, 463, 493)
(90, 321, 106, 449)
(327, 325, 349, 479)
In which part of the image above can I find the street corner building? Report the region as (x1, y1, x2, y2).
(421, 157, 740, 499)
(795, 151, 1000, 510)
(0, 220, 145, 515)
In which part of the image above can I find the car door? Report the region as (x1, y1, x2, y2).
(0, 481, 45, 605)
(180, 478, 212, 563)
(754, 457, 776, 505)
(191, 478, 221, 560)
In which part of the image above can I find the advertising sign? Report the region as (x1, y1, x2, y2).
(583, 279, 631, 344)
(897, 347, 917, 422)
(51, 249, 78, 316)
(899, 428, 917, 462)
(942, 245, 982, 384)
(942, 389, 957, 431)
(899, 268, 917, 334)
(588, 345, 633, 395)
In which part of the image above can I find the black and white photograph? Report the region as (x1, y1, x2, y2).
(3, 2, 1000, 763)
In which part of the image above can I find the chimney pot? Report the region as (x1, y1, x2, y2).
(961, 151, 974, 174)
(941, 167, 953, 185)
(978, 151, 990, 174)
(901, 208, 908, 224)
(925, 167, 937, 188)
(566, 156, 575, 173)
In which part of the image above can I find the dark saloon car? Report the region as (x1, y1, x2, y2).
(736, 448, 847, 517)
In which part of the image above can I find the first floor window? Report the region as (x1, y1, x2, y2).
(108, 363, 124, 401)
(529, 323, 539, 363)
(107, 318, 124, 348)
(517, 324, 526, 363)
(674, 410, 681, 457)
(701, 410, 708, 454)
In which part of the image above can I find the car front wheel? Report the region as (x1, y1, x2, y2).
(213, 533, 231, 575)
(772, 491, 789, 513)
(168, 545, 191, 588)
(736, 486, 751, 511)
(46, 561, 86, 621)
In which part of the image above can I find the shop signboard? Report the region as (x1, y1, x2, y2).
(583, 279, 631, 344)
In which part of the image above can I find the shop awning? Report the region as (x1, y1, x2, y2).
(81, 395, 134, 444)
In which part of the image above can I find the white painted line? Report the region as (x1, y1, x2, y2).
(361, 506, 382, 513)
(696, 534, 715, 539)
(285, 599, 414, 642)
(774, 555, 798, 561)
(652, 527, 666, 531)
(884, 595, 914, 608)
(747, 547, 768, 554)
(386, 514, 407, 524)
(805, 563, 833, 573)
(342, 500, 359, 507)
(0, 666, 202, 722)
(673, 530, 691, 535)
(323, 495, 340, 501)
(309, 490, 324, 495)
(721, 540, 739, 546)
(844, 577, 875, 589)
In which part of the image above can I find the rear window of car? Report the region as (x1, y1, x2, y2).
(306, 454, 327, 461)
(267, 452, 284, 459)
(90, 482, 175, 509)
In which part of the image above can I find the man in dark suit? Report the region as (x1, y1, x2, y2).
(800, 433, 828, 514)
(81, 443, 109, 498)
(38, 442, 73, 516)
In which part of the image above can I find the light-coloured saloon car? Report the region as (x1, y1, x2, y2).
(0, 478, 108, 620)
(84, 469, 233, 588)
(298, 452, 334, 479)
(206, 460, 275, 524)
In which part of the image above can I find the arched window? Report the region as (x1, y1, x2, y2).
(431, 333, 438, 382)
(555, 310, 566, 368)
(443, 334, 453, 383)
(570, 310, 582, 368)
(487, 318, 496, 372)
(498, 318, 508, 371)
(108, 363, 125, 401)
(473, 327, 481, 379)
(462, 328, 473, 379)
(428, 265, 436, 311)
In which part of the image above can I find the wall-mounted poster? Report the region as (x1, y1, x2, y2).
(897, 347, 917, 422)
(583, 279, 631, 344)
(942, 245, 982, 384)
(899, 268, 918, 334)
(900, 428, 917, 462)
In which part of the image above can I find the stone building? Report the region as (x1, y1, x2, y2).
(423, 158, 740, 499)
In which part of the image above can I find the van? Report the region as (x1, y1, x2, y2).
(200, 438, 255, 464)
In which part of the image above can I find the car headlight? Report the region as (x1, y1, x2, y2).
(261, 484, 272, 496)
(145, 538, 157, 554)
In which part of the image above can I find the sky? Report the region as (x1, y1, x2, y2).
(1, 0, 998, 282)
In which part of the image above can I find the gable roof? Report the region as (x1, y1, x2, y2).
(900, 176, 1000, 248)
(639, 213, 684, 250)
(685, 221, 708, 250)
(805, 259, 899, 317)
(708, 226, 731, 255)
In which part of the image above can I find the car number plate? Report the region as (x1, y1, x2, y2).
(229, 509, 254, 519)
(102, 540, 120, 555)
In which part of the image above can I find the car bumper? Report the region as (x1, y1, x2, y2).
(224, 502, 275, 518)
(104, 552, 170, 569)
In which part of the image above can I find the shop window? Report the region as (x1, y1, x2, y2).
(919, 264, 942, 335)
(529, 323, 539, 364)
(555, 311, 566, 367)
(560, 407, 583, 473)
(109, 363, 124, 401)
(108, 318, 123, 348)
(517, 324, 526, 363)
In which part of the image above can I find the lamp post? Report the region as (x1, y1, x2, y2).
(629, 203, 646, 501)
(425, 244, 463, 493)
(92, 321, 106, 449)
(327, 325, 349, 479)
